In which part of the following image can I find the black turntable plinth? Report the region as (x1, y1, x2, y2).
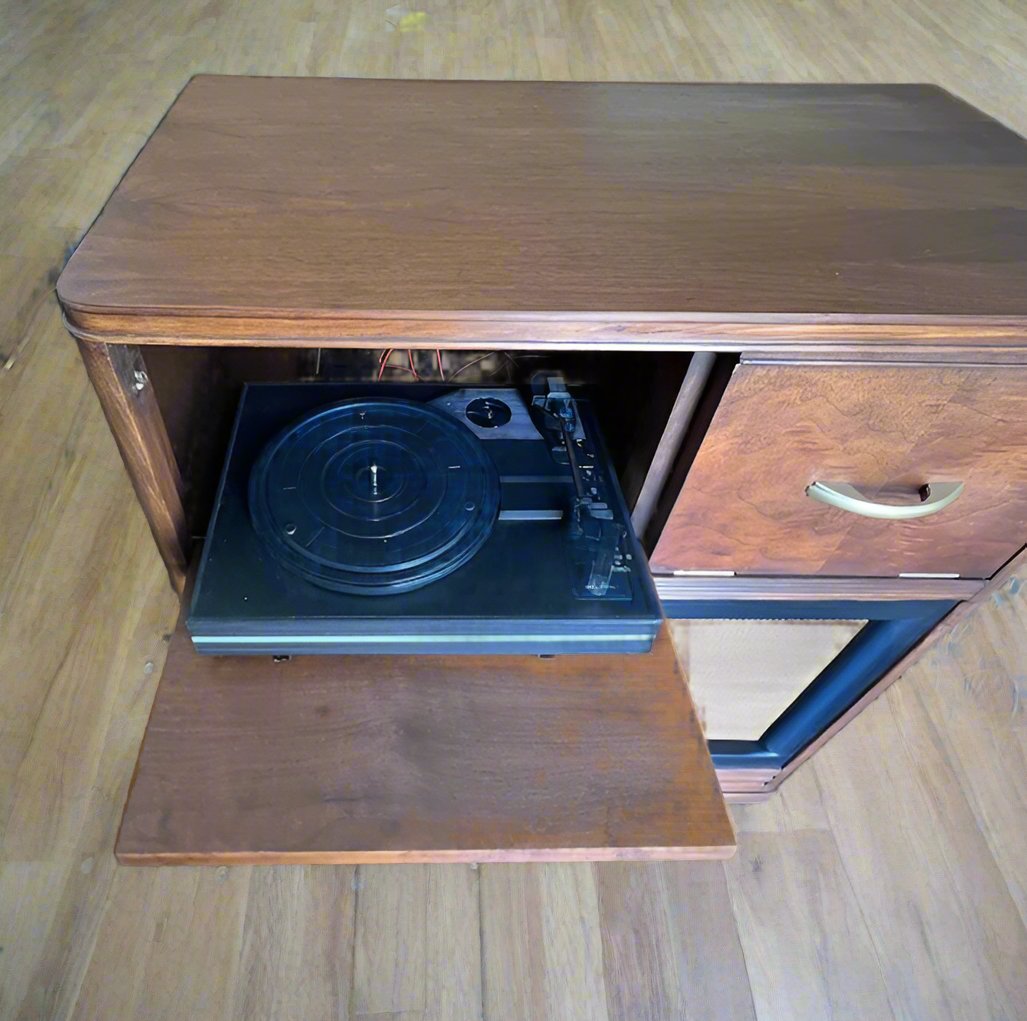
(188, 379, 663, 655)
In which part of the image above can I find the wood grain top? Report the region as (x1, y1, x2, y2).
(58, 77, 1027, 349)
(116, 620, 735, 864)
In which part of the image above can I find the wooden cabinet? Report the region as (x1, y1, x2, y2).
(651, 363, 1027, 579)
(57, 77, 1027, 855)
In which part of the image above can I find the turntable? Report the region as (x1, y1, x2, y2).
(188, 377, 662, 655)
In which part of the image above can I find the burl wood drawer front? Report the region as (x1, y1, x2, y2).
(650, 364, 1027, 579)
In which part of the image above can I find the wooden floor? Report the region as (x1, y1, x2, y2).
(2, 1, 1026, 1018)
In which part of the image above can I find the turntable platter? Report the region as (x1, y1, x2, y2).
(248, 398, 500, 594)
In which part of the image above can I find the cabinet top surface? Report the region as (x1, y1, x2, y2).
(58, 76, 1027, 347)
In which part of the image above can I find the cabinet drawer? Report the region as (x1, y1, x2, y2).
(651, 364, 1027, 579)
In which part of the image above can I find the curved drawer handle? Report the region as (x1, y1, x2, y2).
(806, 481, 964, 520)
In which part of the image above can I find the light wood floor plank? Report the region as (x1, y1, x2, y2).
(538, 865, 609, 1021)
(479, 864, 549, 1021)
(424, 864, 482, 1020)
(726, 831, 895, 1021)
(0, 861, 66, 1018)
(595, 861, 755, 1021)
(480, 863, 609, 1021)
(232, 866, 357, 1021)
(4, 570, 174, 1021)
(353, 865, 428, 1016)
(813, 685, 1027, 1021)
(351, 863, 481, 1020)
(0, 410, 164, 853)
(914, 575, 1027, 927)
(69, 867, 252, 1021)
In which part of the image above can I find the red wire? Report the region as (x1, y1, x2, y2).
(379, 348, 443, 381)
(378, 349, 415, 379)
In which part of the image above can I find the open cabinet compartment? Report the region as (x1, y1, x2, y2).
(113, 343, 736, 864)
(139, 344, 706, 545)
(664, 597, 955, 784)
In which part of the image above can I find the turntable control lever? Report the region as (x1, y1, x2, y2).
(587, 519, 621, 596)
(531, 375, 626, 597)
